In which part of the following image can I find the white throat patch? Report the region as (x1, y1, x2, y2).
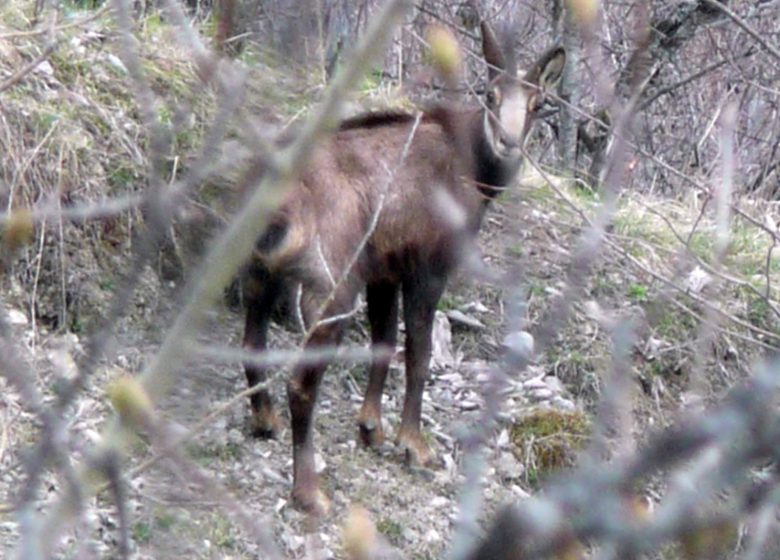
(483, 88, 529, 159)
(499, 90, 529, 140)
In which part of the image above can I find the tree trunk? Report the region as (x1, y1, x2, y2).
(558, 5, 579, 173)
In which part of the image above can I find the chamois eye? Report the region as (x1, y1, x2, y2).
(486, 87, 501, 106)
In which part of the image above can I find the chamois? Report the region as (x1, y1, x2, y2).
(241, 21, 565, 513)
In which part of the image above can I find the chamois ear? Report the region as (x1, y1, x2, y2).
(525, 46, 566, 90)
(480, 20, 506, 82)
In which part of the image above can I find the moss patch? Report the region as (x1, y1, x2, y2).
(511, 408, 590, 484)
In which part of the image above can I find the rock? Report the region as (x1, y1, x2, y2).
(644, 336, 664, 360)
(6, 309, 28, 326)
(461, 301, 489, 313)
(686, 266, 712, 293)
(402, 527, 417, 543)
(511, 484, 531, 499)
(441, 453, 457, 477)
(84, 429, 101, 444)
(523, 376, 547, 390)
(0, 521, 18, 533)
(530, 388, 554, 401)
(459, 399, 480, 411)
(282, 533, 305, 553)
(314, 453, 327, 474)
(47, 347, 78, 380)
(446, 309, 485, 330)
(502, 331, 534, 359)
(106, 53, 128, 74)
(543, 375, 564, 393)
(430, 496, 450, 508)
(33, 60, 55, 77)
(431, 312, 456, 370)
(438, 372, 464, 385)
(424, 528, 442, 543)
(261, 467, 286, 484)
(552, 396, 576, 411)
(496, 452, 524, 482)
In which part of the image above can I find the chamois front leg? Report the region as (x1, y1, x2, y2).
(397, 272, 446, 467)
(288, 289, 354, 515)
(288, 330, 340, 515)
(243, 270, 283, 438)
(358, 281, 400, 448)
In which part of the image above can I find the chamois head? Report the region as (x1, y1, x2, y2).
(480, 21, 566, 160)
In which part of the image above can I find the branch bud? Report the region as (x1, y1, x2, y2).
(567, 0, 600, 26)
(108, 376, 154, 429)
(343, 504, 377, 560)
(426, 24, 462, 84)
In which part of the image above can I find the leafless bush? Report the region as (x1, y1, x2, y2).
(2, 0, 780, 559)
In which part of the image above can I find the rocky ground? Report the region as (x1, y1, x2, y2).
(1, 11, 774, 556)
(0, 184, 589, 559)
(2, 165, 775, 559)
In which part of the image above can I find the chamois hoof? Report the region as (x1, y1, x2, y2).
(358, 419, 386, 449)
(396, 431, 434, 468)
(249, 410, 282, 439)
(292, 486, 331, 517)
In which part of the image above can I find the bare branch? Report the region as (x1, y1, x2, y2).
(28, 1, 413, 553)
(702, 0, 780, 62)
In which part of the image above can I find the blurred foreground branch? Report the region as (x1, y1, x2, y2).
(17, 0, 413, 556)
(468, 359, 780, 560)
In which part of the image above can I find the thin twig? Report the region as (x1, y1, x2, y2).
(0, 41, 59, 94)
(303, 112, 423, 340)
(689, 100, 736, 399)
(0, 195, 145, 226)
(702, 0, 780, 63)
(30, 1, 413, 553)
(0, 4, 111, 40)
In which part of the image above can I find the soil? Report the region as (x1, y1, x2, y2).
(2, 161, 767, 559)
(0, 10, 772, 559)
(1, 187, 577, 559)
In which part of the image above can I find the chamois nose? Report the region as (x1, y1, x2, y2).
(496, 131, 520, 154)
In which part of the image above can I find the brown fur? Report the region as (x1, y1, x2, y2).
(259, 109, 479, 280)
(240, 22, 566, 514)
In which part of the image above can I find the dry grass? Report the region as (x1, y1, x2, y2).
(506, 168, 780, 435)
(0, 3, 212, 328)
(2, 6, 779, 556)
(511, 407, 590, 484)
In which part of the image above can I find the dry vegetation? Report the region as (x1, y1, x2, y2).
(2, 0, 780, 558)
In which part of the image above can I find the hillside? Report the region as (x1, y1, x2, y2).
(2, 2, 780, 558)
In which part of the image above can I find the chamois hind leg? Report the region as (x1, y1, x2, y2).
(242, 266, 283, 438)
(288, 285, 355, 515)
(397, 271, 446, 467)
(358, 281, 400, 448)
